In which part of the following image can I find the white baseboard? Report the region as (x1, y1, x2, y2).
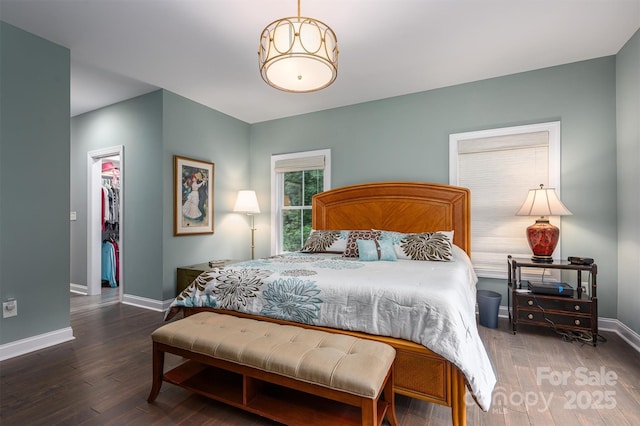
(70, 284, 171, 312)
(70, 283, 87, 295)
(498, 305, 509, 318)
(0, 327, 75, 362)
(121, 293, 174, 312)
(496, 307, 640, 353)
(598, 317, 640, 353)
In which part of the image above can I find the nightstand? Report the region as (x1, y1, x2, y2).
(176, 260, 240, 295)
(507, 255, 598, 346)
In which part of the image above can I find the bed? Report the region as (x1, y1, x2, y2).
(166, 182, 496, 425)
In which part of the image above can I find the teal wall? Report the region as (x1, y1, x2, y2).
(70, 90, 251, 302)
(0, 22, 70, 344)
(250, 57, 620, 319)
(161, 91, 251, 300)
(616, 29, 640, 334)
(71, 91, 164, 300)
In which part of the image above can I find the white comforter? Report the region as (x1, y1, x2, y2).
(167, 245, 497, 410)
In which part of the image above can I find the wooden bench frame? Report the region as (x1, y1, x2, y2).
(147, 341, 398, 426)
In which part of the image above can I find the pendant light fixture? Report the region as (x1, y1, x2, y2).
(258, 0, 338, 93)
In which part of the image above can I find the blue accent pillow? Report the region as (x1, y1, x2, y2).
(357, 239, 397, 261)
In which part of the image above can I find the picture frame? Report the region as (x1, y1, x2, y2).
(174, 155, 214, 235)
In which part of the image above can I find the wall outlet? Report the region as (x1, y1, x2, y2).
(3, 299, 17, 318)
(581, 281, 590, 296)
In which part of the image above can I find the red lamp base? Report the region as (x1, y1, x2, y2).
(526, 218, 559, 263)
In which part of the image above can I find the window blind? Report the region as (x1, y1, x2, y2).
(451, 124, 560, 279)
(274, 155, 325, 173)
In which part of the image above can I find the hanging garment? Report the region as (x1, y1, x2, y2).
(111, 239, 120, 284)
(101, 241, 117, 287)
(101, 186, 108, 231)
(110, 187, 120, 224)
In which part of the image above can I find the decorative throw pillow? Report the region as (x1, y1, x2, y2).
(399, 232, 453, 261)
(301, 230, 348, 253)
(378, 239, 398, 261)
(376, 229, 453, 243)
(343, 230, 381, 257)
(356, 239, 379, 261)
(356, 239, 398, 261)
(378, 230, 453, 261)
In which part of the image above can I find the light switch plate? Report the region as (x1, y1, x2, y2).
(3, 300, 17, 318)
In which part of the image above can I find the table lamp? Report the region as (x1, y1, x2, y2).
(516, 184, 572, 263)
(234, 190, 260, 259)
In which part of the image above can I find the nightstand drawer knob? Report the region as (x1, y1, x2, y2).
(574, 305, 581, 311)
(527, 300, 534, 306)
(528, 314, 534, 320)
(575, 319, 581, 326)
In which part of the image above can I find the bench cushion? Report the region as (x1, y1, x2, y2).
(152, 312, 395, 398)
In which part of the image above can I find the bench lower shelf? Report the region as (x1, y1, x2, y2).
(163, 360, 390, 426)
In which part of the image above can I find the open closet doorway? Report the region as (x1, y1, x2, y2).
(87, 146, 124, 299)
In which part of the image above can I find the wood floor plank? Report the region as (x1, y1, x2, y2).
(502, 406, 529, 426)
(1, 291, 639, 425)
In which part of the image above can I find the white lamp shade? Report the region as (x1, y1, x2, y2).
(516, 186, 572, 217)
(234, 190, 260, 214)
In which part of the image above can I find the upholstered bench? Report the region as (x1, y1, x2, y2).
(147, 312, 398, 426)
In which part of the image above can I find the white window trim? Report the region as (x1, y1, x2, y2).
(449, 121, 562, 279)
(270, 149, 331, 255)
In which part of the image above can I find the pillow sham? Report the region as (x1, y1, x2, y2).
(343, 230, 381, 257)
(375, 229, 454, 243)
(378, 230, 453, 261)
(300, 230, 349, 253)
(356, 239, 398, 262)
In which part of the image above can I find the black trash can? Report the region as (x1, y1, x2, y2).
(477, 290, 502, 329)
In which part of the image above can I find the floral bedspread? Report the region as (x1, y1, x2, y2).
(166, 246, 496, 410)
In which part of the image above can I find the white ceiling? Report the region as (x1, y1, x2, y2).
(2, 0, 639, 124)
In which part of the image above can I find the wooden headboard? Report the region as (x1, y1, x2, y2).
(312, 182, 471, 255)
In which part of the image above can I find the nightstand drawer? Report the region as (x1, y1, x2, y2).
(517, 295, 591, 314)
(517, 310, 592, 329)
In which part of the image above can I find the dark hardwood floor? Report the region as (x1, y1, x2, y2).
(1, 290, 639, 425)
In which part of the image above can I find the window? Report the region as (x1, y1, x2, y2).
(449, 122, 561, 278)
(271, 149, 331, 254)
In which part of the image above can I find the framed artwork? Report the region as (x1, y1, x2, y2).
(174, 155, 214, 235)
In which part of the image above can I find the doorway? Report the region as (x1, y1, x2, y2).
(87, 146, 124, 299)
